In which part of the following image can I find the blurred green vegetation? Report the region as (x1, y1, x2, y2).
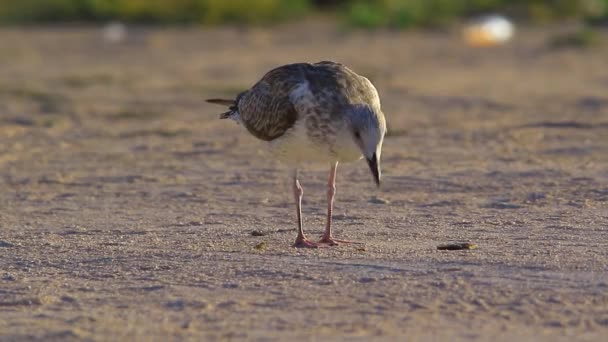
(344, 0, 608, 28)
(0, 0, 311, 24)
(0, 0, 606, 27)
(549, 27, 603, 48)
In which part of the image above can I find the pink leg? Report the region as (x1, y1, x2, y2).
(292, 170, 325, 248)
(319, 162, 361, 245)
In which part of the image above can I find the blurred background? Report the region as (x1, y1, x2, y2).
(1, 0, 607, 179)
(0, 0, 607, 27)
(1, 0, 607, 177)
(1, 4, 608, 339)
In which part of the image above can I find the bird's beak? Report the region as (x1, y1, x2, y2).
(366, 153, 381, 187)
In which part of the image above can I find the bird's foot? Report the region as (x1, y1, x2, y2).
(293, 236, 327, 248)
(318, 236, 363, 246)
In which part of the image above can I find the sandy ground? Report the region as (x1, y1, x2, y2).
(1, 21, 608, 341)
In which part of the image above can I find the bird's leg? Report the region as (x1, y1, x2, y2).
(319, 162, 338, 244)
(292, 169, 322, 248)
(319, 162, 361, 245)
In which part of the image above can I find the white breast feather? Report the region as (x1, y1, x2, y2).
(267, 80, 362, 165)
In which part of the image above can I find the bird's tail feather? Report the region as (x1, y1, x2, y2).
(219, 111, 232, 119)
(206, 98, 234, 106)
(206, 98, 241, 120)
(206, 98, 237, 120)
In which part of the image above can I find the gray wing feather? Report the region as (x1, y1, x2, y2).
(237, 65, 305, 141)
(236, 61, 380, 141)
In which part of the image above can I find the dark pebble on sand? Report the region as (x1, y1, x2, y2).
(0, 240, 15, 248)
(437, 242, 478, 250)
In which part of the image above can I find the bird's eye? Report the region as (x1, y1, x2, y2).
(354, 131, 361, 139)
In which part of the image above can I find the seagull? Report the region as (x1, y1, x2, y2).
(207, 61, 386, 248)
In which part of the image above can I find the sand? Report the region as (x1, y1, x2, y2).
(1, 21, 607, 341)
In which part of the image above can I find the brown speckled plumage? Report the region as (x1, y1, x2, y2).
(208, 61, 381, 143)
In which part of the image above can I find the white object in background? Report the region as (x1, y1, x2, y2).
(103, 21, 127, 43)
(463, 15, 514, 47)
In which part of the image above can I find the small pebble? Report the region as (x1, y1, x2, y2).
(250, 230, 267, 237)
(0, 240, 15, 248)
(359, 277, 376, 283)
(437, 242, 478, 250)
(2, 273, 16, 281)
(369, 196, 390, 204)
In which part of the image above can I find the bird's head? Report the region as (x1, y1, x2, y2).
(347, 104, 386, 187)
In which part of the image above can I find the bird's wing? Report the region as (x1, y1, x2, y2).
(237, 64, 308, 141)
(236, 62, 380, 141)
(310, 61, 381, 111)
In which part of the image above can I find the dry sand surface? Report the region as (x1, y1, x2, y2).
(1, 21, 608, 341)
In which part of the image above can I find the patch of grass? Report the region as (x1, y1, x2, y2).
(341, 0, 608, 29)
(199, 0, 310, 25)
(0, 0, 311, 24)
(343, 0, 478, 29)
(346, 1, 388, 28)
(549, 27, 603, 48)
(0, 0, 606, 28)
(111, 109, 164, 120)
(0, 84, 66, 113)
(60, 73, 117, 87)
(254, 241, 268, 250)
(119, 129, 191, 138)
